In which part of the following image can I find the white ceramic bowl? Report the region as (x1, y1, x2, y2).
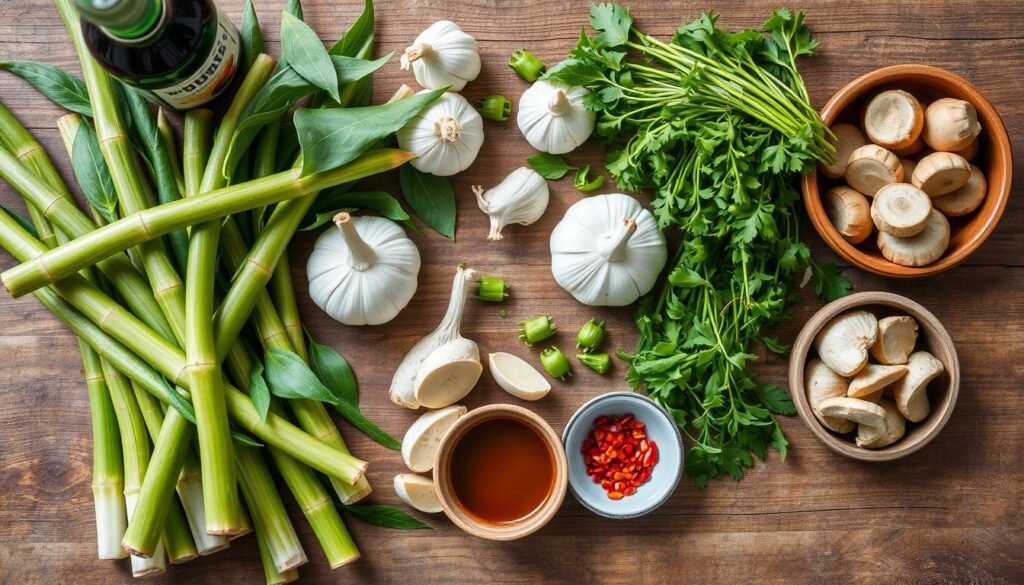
(562, 392, 683, 518)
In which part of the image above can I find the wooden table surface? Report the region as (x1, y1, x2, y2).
(1, 1, 1022, 583)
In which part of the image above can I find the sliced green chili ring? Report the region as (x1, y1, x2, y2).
(540, 347, 571, 380)
(476, 275, 510, 302)
(574, 164, 606, 192)
(577, 353, 611, 375)
(518, 315, 556, 345)
(477, 95, 512, 122)
(508, 49, 546, 82)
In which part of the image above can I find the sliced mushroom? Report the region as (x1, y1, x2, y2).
(891, 351, 944, 422)
(821, 123, 867, 179)
(814, 310, 878, 377)
(923, 98, 982, 152)
(932, 164, 987, 217)
(953, 137, 980, 161)
(848, 364, 908, 398)
(845, 144, 903, 196)
(862, 90, 924, 151)
(878, 210, 950, 267)
(804, 358, 856, 434)
(869, 315, 918, 365)
(824, 186, 872, 245)
(856, 398, 906, 449)
(912, 152, 972, 196)
(817, 396, 887, 428)
(899, 158, 918, 180)
(870, 183, 932, 237)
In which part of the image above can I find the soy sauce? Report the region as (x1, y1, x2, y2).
(450, 418, 554, 524)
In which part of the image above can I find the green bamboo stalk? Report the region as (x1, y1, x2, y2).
(185, 53, 275, 538)
(156, 109, 185, 201)
(0, 103, 176, 342)
(257, 528, 300, 585)
(80, 341, 129, 560)
(236, 445, 307, 572)
(271, 256, 306, 362)
(100, 360, 168, 575)
(1, 148, 414, 297)
(183, 110, 213, 198)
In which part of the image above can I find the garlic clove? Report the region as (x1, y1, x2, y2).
(488, 352, 551, 401)
(474, 167, 550, 240)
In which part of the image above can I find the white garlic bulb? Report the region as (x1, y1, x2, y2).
(307, 213, 421, 326)
(397, 91, 484, 176)
(474, 167, 549, 240)
(400, 21, 480, 92)
(517, 80, 595, 155)
(550, 194, 667, 306)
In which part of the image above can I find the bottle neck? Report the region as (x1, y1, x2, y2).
(76, 0, 165, 41)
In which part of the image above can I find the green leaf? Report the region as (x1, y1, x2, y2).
(811, 261, 853, 302)
(0, 205, 39, 239)
(753, 384, 796, 415)
(70, 121, 118, 223)
(231, 431, 265, 447)
(589, 3, 633, 48)
(667, 267, 709, 288)
(341, 504, 429, 529)
(398, 165, 456, 239)
(761, 336, 790, 355)
(239, 0, 264, 73)
(295, 88, 443, 174)
(248, 360, 271, 423)
(332, 399, 400, 450)
(285, 0, 303, 19)
(541, 59, 605, 87)
(280, 11, 340, 103)
(263, 347, 339, 403)
(526, 152, 577, 180)
(301, 190, 413, 232)
(0, 60, 92, 116)
(308, 339, 358, 405)
(329, 0, 374, 58)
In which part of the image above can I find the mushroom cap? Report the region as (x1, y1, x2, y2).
(892, 351, 944, 422)
(856, 398, 906, 449)
(817, 397, 887, 428)
(922, 98, 982, 152)
(869, 315, 919, 365)
(805, 359, 856, 434)
(862, 89, 924, 150)
(848, 364, 909, 398)
(814, 310, 878, 377)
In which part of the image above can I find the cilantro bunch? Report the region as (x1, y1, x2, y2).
(545, 4, 850, 486)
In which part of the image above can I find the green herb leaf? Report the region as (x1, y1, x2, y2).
(285, 0, 303, 19)
(589, 3, 633, 48)
(301, 190, 413, 232)
(332, 398, 400, 450)
(398, 164, 456, 239)
(70, 121, 118, 223)
(0, 60, 92, 116)
(295, 88, 443, 174)
(754, 384, 796, 415)
(341, 504, 429, 529)
(811, 261, 853, 302)
(231, 430, 265, 447)
(574, 164, 606, 192)
(239, 0, 264, 74)
(263, 347, 339, 403)
(308, 339, 358, 405)
(0, 205, 39, 239)
(280, 11, 340, 103)
(761, 336, 790, 355)
(526, 152, 577, 180)
(542, 58, 605, 87)
(248, 360, 271, 423)
(329, 0, 374, 58)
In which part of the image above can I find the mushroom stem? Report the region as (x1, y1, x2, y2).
(547, 89, 570, 116)
(333, 212, 376, 271)
(598, 218, 639, 262)
(433, 115, 463, 143)
(400, 43, 433, 69)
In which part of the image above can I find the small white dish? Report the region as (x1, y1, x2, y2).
(562, 391, 683, 519)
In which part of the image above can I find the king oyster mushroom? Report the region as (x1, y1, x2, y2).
(804, 359, 856, 434)
(847, 364, 908, 398)
(869, 316, 918, 365)
(891, 351, 945, 422)
(856, 398, 906, 449)
(814, 311, 878, 377)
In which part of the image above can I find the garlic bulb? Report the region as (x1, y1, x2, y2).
(474, 167, 549, 240)
(549, 194, 667, 306)
(517, 80, 595, 155)
(390, 265, 482, 409)
(397, 91, 484, 176)
(306, 213, 421, 326)
(400, 21, 480, 92)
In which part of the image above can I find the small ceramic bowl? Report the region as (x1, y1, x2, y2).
(562, 392, 683, 519)
(802, 64, 1012, 278)
(433, 404, 567, 541)
(790, 291, 960, 461)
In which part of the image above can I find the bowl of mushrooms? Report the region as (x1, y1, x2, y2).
(789, 291, 960, 461)
(802, 65, 1012, 278)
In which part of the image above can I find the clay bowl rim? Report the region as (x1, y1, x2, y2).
(788, 291, 960, 461)
(433, 403, 568, 541)
(801, 64, 1013, 278)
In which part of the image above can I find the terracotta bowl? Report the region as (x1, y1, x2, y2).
(802, 65, 1012, 278)
(789, 291, 960, 461)
(433, 404, 568, 541)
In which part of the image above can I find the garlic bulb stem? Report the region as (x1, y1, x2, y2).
(598, 218, 638, 262)
(548, 90, 570, 116)
(433, 115, 464, 143)
(438, 266, 475, 342)
(333, 212, 377, 271)
(400, 44, 433, 68)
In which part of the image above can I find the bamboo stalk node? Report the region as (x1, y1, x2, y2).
(245, 255, 274, 276)
(15, 144, 44, 160)
(300, 494, 334, 514)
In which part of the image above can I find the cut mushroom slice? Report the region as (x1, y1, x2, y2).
(814, 310, 878, 376)
(891, 351, 944, 422)
(870, 183, 932, 237)
(394, 474, 444, 513)
(856, 398, 906, 449)
(848, 364, 908, 398)
(932, 164, 987, 217)
(821, 123, 867, 179)
(845, 144, 903, 196)
(817, 397, 886, 428)
(912, 152, 971, 196)
(869, 316, 919, 365)
(953, 137, 980, 161)
(824, 186, 872, 245)
(488, 352, 551, 401)
(401, 405, 467, 473)
(923, 98, 982, 152)
(878, 210, 950, 267)
(804, 359, 856, 434)
(862, 90, 924, 151)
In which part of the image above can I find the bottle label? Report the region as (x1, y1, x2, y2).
(150, 8, 239, 109)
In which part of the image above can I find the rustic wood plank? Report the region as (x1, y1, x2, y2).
(0, 0, 1021, 583)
